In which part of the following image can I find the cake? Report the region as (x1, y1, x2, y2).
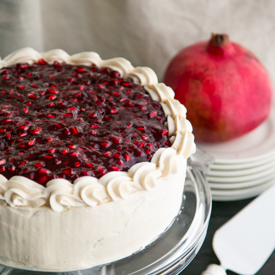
(0, 48, 195, 271)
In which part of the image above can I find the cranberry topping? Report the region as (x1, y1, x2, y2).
(0, 61, 170, 186)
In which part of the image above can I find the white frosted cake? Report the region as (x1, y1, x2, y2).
(0, 48, 195, 271)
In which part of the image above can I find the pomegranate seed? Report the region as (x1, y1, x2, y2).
(113, 153, 120, 159)
(46, 113, 56, 118)
(76, 67, 85, 73)
(17, 64, 28, 69)
(38, 59, 47, 65)
(23, 107, 29, 113)
(0, 160, 6, 166)
(97, 84, 105, 89)
(113, 92, 120, 97)
(105, 151, 111, 157)
(39, 176, 48, 185)
(44, 155, 53, 159)
(48, 89, 58, 94)
(0, 128, 7, 133)
(110, 166, 120, 171)
(70, 152, 79, 157)
(34, 162, 44, 168)
(88, 112, 97, 118)
(48, 95, 57, 100)
(39, 168, 51, 174)
(136, 149, 144, 156)
(19, 161, 27, 167)
(63, 168, 73, 175)
(70, 126, 79, 135)
(118, 160, 124, 167)
(1, 69, 8, 75)
(54, 123, 62, 128)
(18, 132, 27, 137)
(97, 167, 107, 176)
(6, 133, 11, 140)
(28, 93, 37, 99)
(0, 167, 5, 172)
(63, 128, 70, 135)
(136, 126, 145, 131)
(64, 113, 73, 117)
(149, 111, 157, 118)
(152, 103, 160, 109)
(113, 137, 121, 143)
(138, 105, 146, 110)
(86, 163, 94, 168)
(161, 129, 168, 136)
(18, 85, 25, 90)
(8, 165, 16, 171)
(100, 141, 111, 148)
(3, 119, 12, 124)
(32, 127, 42, 135)
(17, 144, 26, 148)
(74, 161, 81, 167)
(30, 84, 38, 88)
(122, 82, 131, 87)
(67, 144, 77, 149)
(111, 108, 117, 114)
(124, 153, 131, 162)
(138, 141, 146, 147)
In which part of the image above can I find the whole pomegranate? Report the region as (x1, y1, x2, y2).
(164, 34, 273, 142)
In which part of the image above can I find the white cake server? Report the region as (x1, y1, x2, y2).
(201, 183, 275, 275)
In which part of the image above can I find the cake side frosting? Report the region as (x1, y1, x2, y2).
(0, 48, 196, 212)
(0, 158, 187, 271)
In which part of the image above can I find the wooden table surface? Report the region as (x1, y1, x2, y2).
(179, 198, 275, 275)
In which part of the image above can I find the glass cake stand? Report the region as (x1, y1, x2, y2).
(0, 151, 212, 275)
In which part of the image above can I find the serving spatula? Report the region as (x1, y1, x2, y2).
(202, 183, 275, 275)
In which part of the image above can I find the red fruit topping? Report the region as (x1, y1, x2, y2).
(0, 62, 170, 185)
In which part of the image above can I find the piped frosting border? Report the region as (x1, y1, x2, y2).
(0, 48, 196, 212)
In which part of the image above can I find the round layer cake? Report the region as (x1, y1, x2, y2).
(0, 48, 195, 271)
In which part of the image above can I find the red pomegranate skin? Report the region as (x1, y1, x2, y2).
(164, 34, 273, 142)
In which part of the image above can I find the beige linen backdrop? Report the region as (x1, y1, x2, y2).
(0, 0, 275, 89)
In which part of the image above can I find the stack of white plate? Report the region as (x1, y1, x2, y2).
(197, 106, 275, 201)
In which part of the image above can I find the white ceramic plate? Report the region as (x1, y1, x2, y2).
(211, 181, 275, 201)
(207, 164, 275, 183)
(208, 159, 275, 177)
(197, 106, 275, 164)
(209, 153, 275, 171)
(209, 172, 275, 189)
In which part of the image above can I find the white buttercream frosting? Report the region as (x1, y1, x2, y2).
(0, 48, 196, 212)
